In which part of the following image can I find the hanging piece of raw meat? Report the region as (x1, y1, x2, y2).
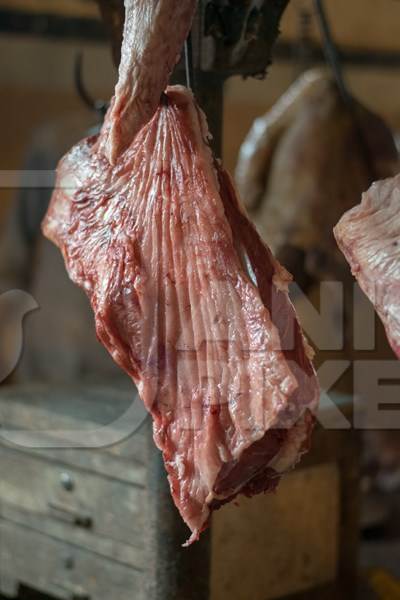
(103, 0, 197, 164)
(235, 70, 327, 213)
(42, 85, 319, 542)
(42, 0, 319, 543)
(235, 69, 399, 289)
(334, 173, 400, 359)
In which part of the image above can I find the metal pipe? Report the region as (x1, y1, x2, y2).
(145, 421, 211, 600)
(195, 73, 224, 158)
(4, 8, 400, 72)
(273, 40, 400, 69)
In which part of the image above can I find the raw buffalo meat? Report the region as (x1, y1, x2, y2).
(235, 70, 326, 212)
(103, 0, 197, 164)
(235, 69, 399, 288)
(43, 86, 319, 543)
(335, 173, 400, 359)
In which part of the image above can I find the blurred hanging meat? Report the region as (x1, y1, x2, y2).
(235, 69, 399, 290)
(335, 173, 400, 359)
(103, 0, 197, 164)
(42, 85, 319, 542)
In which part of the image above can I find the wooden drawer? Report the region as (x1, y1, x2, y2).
(0, 383, 149, 486)
(0, 519, 145, 600)
(0, 446, 146, 549)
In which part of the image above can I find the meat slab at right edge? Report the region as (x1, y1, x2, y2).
(42, 87, 319, 544)
(335, 173, 400, 359)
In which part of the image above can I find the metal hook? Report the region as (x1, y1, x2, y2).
(313, 0, 377, 181)
(184, 32, 195, 92)
(313, 0, 351, 105)
(74, 53, 108, 119)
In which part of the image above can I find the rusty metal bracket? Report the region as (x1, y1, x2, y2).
(198, 0, 290, 76)
(146, 420, 211, 600)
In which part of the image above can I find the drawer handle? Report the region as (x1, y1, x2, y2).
(48, 501, 93, 529)
(60, 472, 75, 492)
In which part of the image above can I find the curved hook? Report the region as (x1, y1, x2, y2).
(313, 0, 377, 181)
(313, 0, 351, 104)
(74, 53, 108, 120)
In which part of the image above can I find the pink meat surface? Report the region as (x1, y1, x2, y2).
(335, 173, 400, 358)
(43, 86, 319, 543)
(102, 0, 197, 164)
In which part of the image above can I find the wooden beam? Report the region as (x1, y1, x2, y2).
(0, 0, 98, 19)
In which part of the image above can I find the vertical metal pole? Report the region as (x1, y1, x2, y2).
(195, 72, 224, 158)
(145, 421, 211, 600)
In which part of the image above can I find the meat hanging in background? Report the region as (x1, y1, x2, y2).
(235, 69, 399, 290)
(334, 173, 400, 360)
(42, 86, 319, 543)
